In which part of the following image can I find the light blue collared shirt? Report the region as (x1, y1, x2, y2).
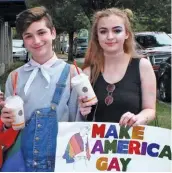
(5, 57, 83, 122)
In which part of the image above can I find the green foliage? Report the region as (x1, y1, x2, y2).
(149, 101, 171, 129)
(27, 0, 170, 33)
(53, 2, 90, 33)
(134, 0, 171, 32)
(73, 0, 171, 33)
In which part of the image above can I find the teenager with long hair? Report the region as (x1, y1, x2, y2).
(79, 8, 156, 126)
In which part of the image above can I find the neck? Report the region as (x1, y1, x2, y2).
(32, 51, 54, 65)
(104, 51, 127, 65)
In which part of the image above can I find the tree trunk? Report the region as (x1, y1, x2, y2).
(68, 31, 74, 62)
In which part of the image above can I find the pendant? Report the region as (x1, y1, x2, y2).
(105, 95, 114, 106)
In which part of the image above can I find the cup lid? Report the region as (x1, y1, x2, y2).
(71, 73, 88, 86)
(5, 95, 24, 108)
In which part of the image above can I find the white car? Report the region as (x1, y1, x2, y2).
(12, 39, 27, 61)
(168, 34, 172, 38)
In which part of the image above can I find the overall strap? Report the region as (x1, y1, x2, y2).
(51, 63, 70, 106)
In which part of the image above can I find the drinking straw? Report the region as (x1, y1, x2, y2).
(73, 59, 80, 75)
(13, 72, 18, 96)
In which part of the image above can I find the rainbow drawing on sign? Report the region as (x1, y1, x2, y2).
(62, 126, 91, 163)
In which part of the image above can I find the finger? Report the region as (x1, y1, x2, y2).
(1, 117, 14, 123)
(81, 109, 91, 116)
(0, 101, 5, 107)
(132, 121, 139, 126)
(1, 109, 15, 118)
(1, 112, 15, 119)
(121, 113, 134, 126)
(81, 100, 97, 108)
(1, 107, 13, 114)
(0, 94, 4, 100)
(80, 107, 92, 113)
(127, 116, 137, 127)
(80, 107, 92, 116)
(78, 96, 88, 103)
(119, 112, 130, 125)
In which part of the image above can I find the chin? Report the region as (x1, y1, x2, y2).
(104, 48, 118, 53)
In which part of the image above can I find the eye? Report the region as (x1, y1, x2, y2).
(39, 31, 46, 35)
(24, 35, 32, 39)
(113, 29, 122, 34)
(99, 30, 107, 34)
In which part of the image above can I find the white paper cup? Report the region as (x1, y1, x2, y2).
(71, 73, 98, 103)
(5, 95, 25, 130)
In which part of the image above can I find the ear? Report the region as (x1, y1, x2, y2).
(125, 31, 129, 39)
(51, 27, 56, 40)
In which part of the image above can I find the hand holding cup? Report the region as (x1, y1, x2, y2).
(78, 95, 97, 116)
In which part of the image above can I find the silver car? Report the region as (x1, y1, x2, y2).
(12, 39, 27, 61)
(73, 37, 88, 58)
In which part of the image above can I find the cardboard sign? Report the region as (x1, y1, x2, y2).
(55, 122, 172, 172)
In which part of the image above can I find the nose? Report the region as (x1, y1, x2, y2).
(33, 35, 41, 44)
(107, 31, 114, 40)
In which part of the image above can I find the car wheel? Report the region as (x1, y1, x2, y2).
(159, 79, 170, 102)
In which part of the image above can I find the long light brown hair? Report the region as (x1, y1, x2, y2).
(82, 8, 137, 85)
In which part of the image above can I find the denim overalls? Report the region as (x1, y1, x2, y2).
(21, 64, 70, 172)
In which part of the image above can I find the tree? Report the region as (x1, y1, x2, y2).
(134, 0, 171, 33)
(53, 1, 89, 61)
(72, 0, 171, 32)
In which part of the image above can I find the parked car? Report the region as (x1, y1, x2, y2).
(157, 56, 171, 102)
(12, 39, 27, 61)
(135, 32, 172, 77)
(168, 34, 172, 38)
(73, 37, 88, 57)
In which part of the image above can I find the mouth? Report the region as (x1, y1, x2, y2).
(33, 44, 44, 49)
(105, 42, 116, 46)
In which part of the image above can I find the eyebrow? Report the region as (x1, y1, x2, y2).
(99, 26, 123, 30)
(23, 29, 46, 36)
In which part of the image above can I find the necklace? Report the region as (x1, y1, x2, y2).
(105, 84, 115, 106)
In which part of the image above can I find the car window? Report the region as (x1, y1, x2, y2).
(13, 40, 23, 48)
(77, 38, 87, 44)
(136, 33, 172, 48)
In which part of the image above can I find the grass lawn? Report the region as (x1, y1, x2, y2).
(152, 101, 171, 129)
(0, 59, 171, 129)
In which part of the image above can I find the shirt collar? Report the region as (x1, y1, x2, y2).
(29, 53, 58, 68)
(23, 53, 59, 95)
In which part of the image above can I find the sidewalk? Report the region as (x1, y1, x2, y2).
(56, 53, 68, 61)
(56, 53, 85, 64)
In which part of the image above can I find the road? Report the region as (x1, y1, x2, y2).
(75, 58, 85, 63)
(57, 54, 85, 63)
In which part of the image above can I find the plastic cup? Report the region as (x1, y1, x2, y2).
(5, 95, 25, 130)
(71, 73, 98, 103)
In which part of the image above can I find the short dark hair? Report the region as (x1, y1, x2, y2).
(16, 6, 54, 37)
